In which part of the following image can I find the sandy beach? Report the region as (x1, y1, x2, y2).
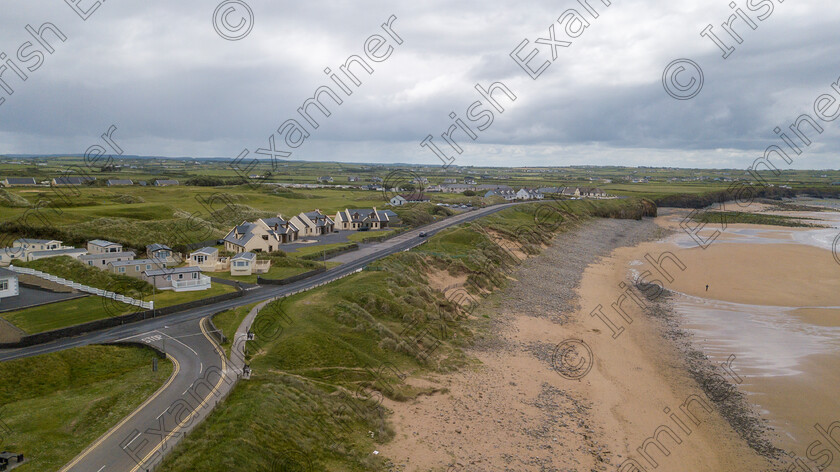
(382, 201, 840, 472)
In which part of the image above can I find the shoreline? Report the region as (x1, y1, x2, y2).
(381, 212, 803, 471)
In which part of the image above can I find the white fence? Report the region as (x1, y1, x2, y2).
(8, 265, 153, 310)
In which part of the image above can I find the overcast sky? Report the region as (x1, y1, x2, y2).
(0, 0, 838, 169)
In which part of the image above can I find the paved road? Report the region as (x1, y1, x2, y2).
(1, 201, 526, 472)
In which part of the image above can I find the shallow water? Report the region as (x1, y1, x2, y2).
(648, 201, 840, 466)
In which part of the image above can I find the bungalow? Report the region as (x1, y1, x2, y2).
(146, 243, 177, 265)
(87, 240, 123, 254)
(515, 189, 544, 200)
(440, 184, 475, 194)
(583, 187, 607, 198)
(485, 189, 516, 201)
(143, 266, 210, 292)
(108, 259, 164, 279)
(2, 177, 36, 187)
(154, 180, 180, 187)
(106, 179, 134, 186)
(0, 267, 19, 301)
(188, 247, 229, 272)
(52, 176, 95, 186)
(317, 176, 334, 183)
(347, 176, 360, 182)
(27, 248, 87, 262)
(289, 210, 335, 237)
(561, 187, 581, 197)
(390, 193, 430, 206)
(334, 208, 390, 231)
(14, 239, 64, 252)
(537, 187, 561, 195)
(230, 252, 271, 277)
(80, 251, 136, 269)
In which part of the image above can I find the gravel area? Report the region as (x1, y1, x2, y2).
(485, 218, 664, 327)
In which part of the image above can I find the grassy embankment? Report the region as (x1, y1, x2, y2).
(159, 197, 656, 471)
(0, 345, 173, 472)
(3, 256, 235, 334)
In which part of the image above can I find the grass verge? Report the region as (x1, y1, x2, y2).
(0, 345, 173, 472)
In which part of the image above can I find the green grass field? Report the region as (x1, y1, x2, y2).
(2, 282, 236, 334)
(212, 302, 259, 358)
(0, 344, 173, 472)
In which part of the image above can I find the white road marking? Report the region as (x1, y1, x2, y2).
(123, 431, 142, 448)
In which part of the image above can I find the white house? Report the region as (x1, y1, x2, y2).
(230, 252, 270, 277)
(143, 266, 211, 292)
(87, 240, 124, 254)
(515, 189, 544, 200)
(0, 267, 19, 301)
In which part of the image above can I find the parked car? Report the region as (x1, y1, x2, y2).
(419, 232, 427, 238)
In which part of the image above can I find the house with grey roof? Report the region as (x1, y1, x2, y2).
(27, 248, 87, 262)
(87, 240, 123, 254)
(146, 243, 178, 265)
(80, 251, 136, 269)
(52, 176, 95, 186)
(223, 218, 299, 254)
(108, 258, 165, 279)
(334, 208, 390, 231)
(154, 180, 179, 186)
(485, 189, 516, 201)
(2, 177, 36, 187)
(143, 266, 210, 292)
(106, 179, 133, 186)
(289, 210, 335, 236)
(230, 252, 270, 276)
(188, 247, 228, 272)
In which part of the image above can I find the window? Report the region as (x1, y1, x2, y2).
(146, 264, 151, 270)
(0, 280, 8, 291)
(135, 266, 140, 271)
(88, 261, 94, 266)
(192, 273, 198, 279)
(119, 267, 126, 273)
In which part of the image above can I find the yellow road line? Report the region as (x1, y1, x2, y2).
(128, 318, 229, 472)
(59, 353, 181, 472)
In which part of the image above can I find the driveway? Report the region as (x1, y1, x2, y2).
(281, 228, 392, 253)
(0, 286, 88, 313)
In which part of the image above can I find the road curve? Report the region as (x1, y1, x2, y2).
(2, 201, 528, 471)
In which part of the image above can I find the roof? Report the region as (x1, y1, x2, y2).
(145, 266, 202, 277)
(28, 248, 86, 257)
(79, 251, 136, 261)
(147, 243, 172, 252)
(53, 176, 95, 185)
(4, 177, 36, 185)
(232, 252, 256, 261)
(107, 179, 134, 185)
(0, 266, 18, 277)
(89, 239, 120, 247)
(191, 247, 218, 255)
(15, 238, 58, 244)
(382, 210, 398, 218)
(109, 258, 159, 268)
(155, 180, 179, 185)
